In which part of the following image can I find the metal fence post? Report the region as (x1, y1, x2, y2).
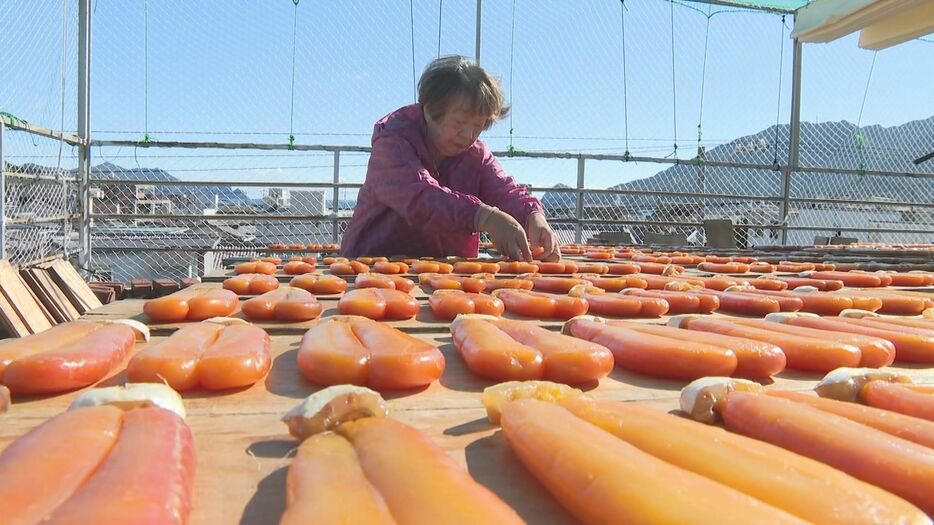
(0, 119, 6, 260)
(331, 150, 340, 245)
(77, 0, 92, 270)
(575, 156, 585, 244)
(782, 37, 803, 246)
(698, 146, 706, 223)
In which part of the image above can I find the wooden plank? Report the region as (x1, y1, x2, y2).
(17, 270, 56, 325)
(0, 260, 53, 334)
(43, 259, 103, 313)
(80, 297, 565, 335)
(30, 269, 81, 322)
(89, 285, 117, 305)
(131, 279, 154, 299)
(38, 260, 87, 311)
(196, 279, 431, 300)
(27, 268, 76, 323)
(0, 406, 577, 525)
(30, 268, 81, 321)
(18, 269, 66, 324)
(2, 331, 931, 524)
(8, 332, 934, 420)
(45, 260, 87, 311)
(0, 282, 30, 337)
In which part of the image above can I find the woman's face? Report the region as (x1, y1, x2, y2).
(425, 100, 490, 161)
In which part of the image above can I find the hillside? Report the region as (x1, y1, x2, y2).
(542, 116, 934, 212)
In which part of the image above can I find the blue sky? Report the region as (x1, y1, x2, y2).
(2, 0, 932, 191)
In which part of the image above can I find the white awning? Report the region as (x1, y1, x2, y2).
(792, 0, 934, 50)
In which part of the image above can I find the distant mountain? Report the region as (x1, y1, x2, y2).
(542, 116, 934, 212)
(327, 198, 357, 211)
(90, 162, 250, 205)
(6, 162, 73, 179)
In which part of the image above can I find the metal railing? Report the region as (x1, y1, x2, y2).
(3, 114, 931, 252)
(2, 125, 931, 281)
(89, 141, 934, 232)
(0, 115, 83, 266)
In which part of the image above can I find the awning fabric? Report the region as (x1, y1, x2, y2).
(791, 0, 934, 49)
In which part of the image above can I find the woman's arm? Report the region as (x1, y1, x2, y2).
(367, 136, 482, 233)
(475, 148, 544, 224)
(476, 149, 560, 261)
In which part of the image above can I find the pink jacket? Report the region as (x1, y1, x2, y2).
(340, 104, 543, 258)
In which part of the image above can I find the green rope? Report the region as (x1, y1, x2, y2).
(410, 0, 417, 103)
(507, 0, 517, 153)
(670, 0, 713, 17)
(142, 0, 150, 144)
(620, 0, 629, 157)
(669, 0, 678, 159)
(288, 0, 300, 150)
(772, 15, 786, 166)
(855, 51, 876, 175)
(696, 3, 711, 157)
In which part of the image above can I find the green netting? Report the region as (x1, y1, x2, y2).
(693, 0, 808, 13)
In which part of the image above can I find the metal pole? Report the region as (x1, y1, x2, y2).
(782, 36, 802, 246)
(475, 0, 482, 64)
(0, 119, 6, 260)
(78, 0, 92, 270)
(331, 151, 340, 245)
(575, 156, 585, 244)
(698, 146, 706, 223)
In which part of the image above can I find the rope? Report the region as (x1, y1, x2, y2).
(410, 0, 417, 103)
(437, 0, 443, 57)
(671, 0, 714, 16)
(772, 15, 786, 166)
(57, 0, 68, 173)
(620, 0, 630, 157)
(855, 51, 877, 174)
(669, 0, 678, 159)
(696, 3, 711, 162)
(288, 0, 300, 150)
(142, 0, 150, 144)
(507, 0, 517, 153)
(59, 0, 69, 259)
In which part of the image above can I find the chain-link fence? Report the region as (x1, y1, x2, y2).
(1, 120, 81, 266)
(84, 144, 361, 281)
(2, 0, 932, 282)
(1, 0, 81, 266)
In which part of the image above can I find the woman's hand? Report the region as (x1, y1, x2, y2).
(526, 212, 561, 262)
(476, 206, 533, 261)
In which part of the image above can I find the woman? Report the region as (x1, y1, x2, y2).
(340, 55, 560, 262)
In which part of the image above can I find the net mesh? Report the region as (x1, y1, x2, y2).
(2, 1, 931, 281)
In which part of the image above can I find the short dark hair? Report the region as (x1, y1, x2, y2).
(418, 55, 509, 130)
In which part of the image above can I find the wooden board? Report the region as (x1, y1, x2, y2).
(42, 259, 103, 313)
(203, 268, 662, 283)
(20, 268, 81, 323)
(2, 332, 932, 525)
(193, 279, 431, 300)
(0, 260, 53, 335)
(81, 297, 566, 335)
(0, 278, 29, 336)
(16, 269, 58, 324)
(81, 276, 934, 337)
